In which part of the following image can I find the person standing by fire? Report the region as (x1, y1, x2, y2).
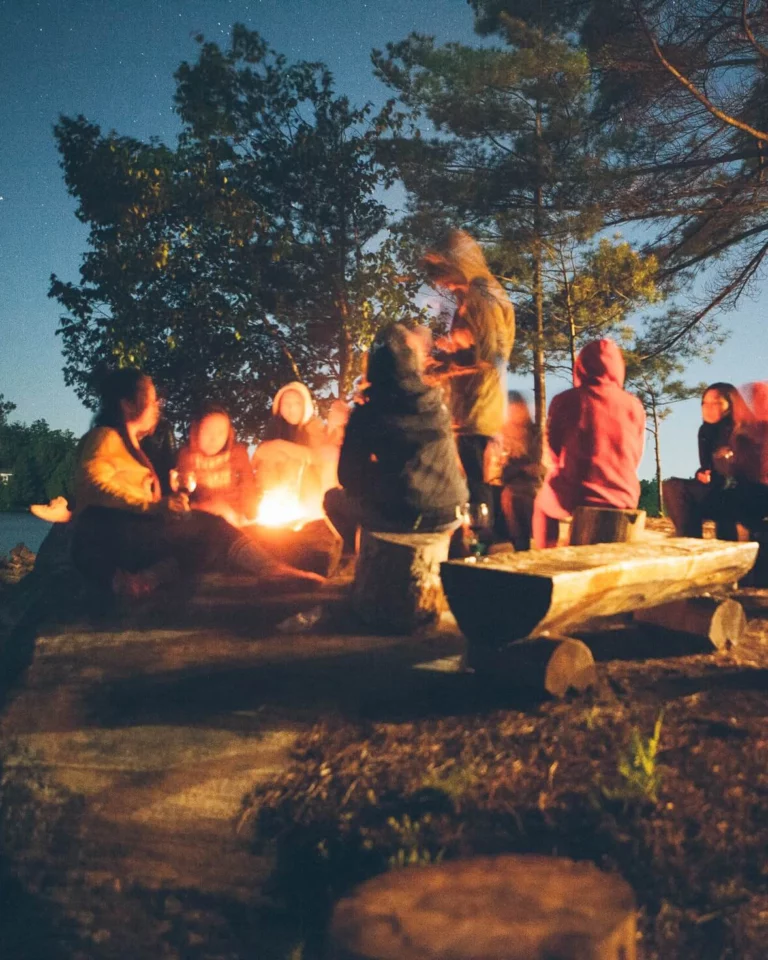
(421, 230, 515, 536)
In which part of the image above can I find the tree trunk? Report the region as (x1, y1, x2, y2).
(652, 395, 663, 515)
(560, 252, 577, 380)
(337, 304, 354, 398)
(533, 108, 547, 452)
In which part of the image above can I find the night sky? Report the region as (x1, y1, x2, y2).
(1, 0, 766, 478)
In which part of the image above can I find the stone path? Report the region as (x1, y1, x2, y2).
(0, 577, 463, 958)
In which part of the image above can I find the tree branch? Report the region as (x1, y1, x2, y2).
(742, 0, 768, 62)
(634, 0, 768, 143)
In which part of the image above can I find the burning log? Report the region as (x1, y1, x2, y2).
(245, 485, 342, 578)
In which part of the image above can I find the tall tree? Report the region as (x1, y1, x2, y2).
(625, 334, 709, 514)
(470, 1, 768, 353)
(0, 419, 78, 510)
(51, 27, 421, 436)
(373, 24, 661, 427)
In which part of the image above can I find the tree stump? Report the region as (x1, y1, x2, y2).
(352, 529, 453, 633)
(330, 854, 637, 960)
(633, 596, 746, 650)
(468, 636, 597, 698)
(570, 507, 646, 546)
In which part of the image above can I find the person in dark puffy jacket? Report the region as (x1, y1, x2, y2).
(324, 323, 468, 547)
(533, 339, 646, 548)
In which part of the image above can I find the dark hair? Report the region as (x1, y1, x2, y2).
(92, 368, 154, 469)
(507, 390, 528, 406)
(703, 382, 751, 425)
(93, 368, 149, 430)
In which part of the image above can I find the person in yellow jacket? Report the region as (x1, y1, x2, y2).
(71, 369, 323, 598)
(422, 230, 516, 535)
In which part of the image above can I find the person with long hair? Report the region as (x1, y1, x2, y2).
(175, 406, 259, 526)
(71, 369, 323, 597)
(421, 230, 515, 531)
(324, 323, 468, 548)
(663, 382, 768, 538)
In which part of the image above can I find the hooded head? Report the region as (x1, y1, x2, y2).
(365, 323, 426, 401)
(574, 339, 626, 388)
(272, 382, 315, 426)
(421, 230, 493, 289)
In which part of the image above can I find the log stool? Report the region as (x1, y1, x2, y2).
(351, 528, 453, 633)
(634, 596, 747, 650)
(330, 854, 638, 960)
(570, 507, 646, 546)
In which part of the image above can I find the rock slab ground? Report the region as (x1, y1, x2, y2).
(0, 576, 463, 959)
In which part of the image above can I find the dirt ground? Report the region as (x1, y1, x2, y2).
(1, 525, 768, 959)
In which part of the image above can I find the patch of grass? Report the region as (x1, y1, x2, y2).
(601, 710, 664, 806)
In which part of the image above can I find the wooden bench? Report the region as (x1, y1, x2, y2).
(441, 538, 758, 696)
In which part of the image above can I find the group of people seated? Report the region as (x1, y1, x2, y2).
(35, 226, 768, 602)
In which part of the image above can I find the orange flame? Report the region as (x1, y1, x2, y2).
(254, 487, 311, 530)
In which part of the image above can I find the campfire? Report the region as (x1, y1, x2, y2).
(245, 485, 342, 577)
(251, 486, 320, 531)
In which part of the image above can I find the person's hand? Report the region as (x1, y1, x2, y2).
(695, 469, 711, 484)
(161, 492, 189, 514)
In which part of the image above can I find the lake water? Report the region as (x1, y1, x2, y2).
(0, 513, 52, 557)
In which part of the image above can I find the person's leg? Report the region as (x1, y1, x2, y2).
(456, 434, 494, 532)
(501, 486, 534, 551)
(662, 478, 707, 537)
(532, 499, 560, 549)
(164, 511, 325, 586)
(323, 487, 361, 553)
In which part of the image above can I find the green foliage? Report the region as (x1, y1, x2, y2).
(420, 764, 479, 804)
(638, 478, 661, 518)
(0, 418, 77, 511)
(51, 26, 424, 437)
(385, 814, 445, 870)
(601, 710, 664, 806)
(0, 395, 16, 429)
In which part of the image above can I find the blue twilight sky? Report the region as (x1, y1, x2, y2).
(1, 0, 766, 479)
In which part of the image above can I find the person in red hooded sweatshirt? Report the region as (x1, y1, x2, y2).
(532, 339, 646, 548)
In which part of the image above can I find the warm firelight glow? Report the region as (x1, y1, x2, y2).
(254, 487, 311, 530)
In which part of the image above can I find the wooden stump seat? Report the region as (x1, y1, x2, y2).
(570, 506, 646, 546)
(330, 854, 637, 960)
(352, 528, 454, 634)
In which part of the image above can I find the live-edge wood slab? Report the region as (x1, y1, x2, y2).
(441, 538, 758, 645)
